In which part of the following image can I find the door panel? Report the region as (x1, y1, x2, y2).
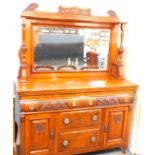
(104, 107, 128, 147)
(25, 113, 53, 155)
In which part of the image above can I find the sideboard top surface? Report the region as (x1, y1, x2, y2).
(16, 78, 137, 96)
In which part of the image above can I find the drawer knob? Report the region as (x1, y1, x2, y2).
(72, 101, 77, 107)
(64, 118, 70, 125)
(63, 140, 69, 146)
(88, 99, 93, 106)
(91, 136, 96, 143)
(92, 115, 98, 121)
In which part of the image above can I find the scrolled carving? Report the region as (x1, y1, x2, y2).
(107, 10, 119, 19)
(58, 6, 91, 16)
(23, 3, 39, 11)
(38, 100, 68, 111)
(18, 42, 29, 82)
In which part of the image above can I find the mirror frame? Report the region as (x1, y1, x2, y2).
(32, 26, 111, 72)
(18, 4, 126, 82)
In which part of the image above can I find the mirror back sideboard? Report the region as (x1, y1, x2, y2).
(16, 3, 137, 155)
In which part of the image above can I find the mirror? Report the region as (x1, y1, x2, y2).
(33, 26, 111, 71)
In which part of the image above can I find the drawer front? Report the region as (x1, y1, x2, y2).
(58, 129, 100, 152)
(59, 109, 101, 130)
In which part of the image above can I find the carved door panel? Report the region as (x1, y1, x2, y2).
(103, 107, 128, 147)
(25, 113, 54, 155)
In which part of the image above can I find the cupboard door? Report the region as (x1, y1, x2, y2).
(104, 107, 128, 147)
(25, 113, 54, 155)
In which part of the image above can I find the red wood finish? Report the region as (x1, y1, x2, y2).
(16, 4, 137, 155)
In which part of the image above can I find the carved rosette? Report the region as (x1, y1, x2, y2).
(34, 123, 45, 133)
(18, 42, 29, 82)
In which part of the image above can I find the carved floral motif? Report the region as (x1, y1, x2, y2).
(34, 123, 45, 133)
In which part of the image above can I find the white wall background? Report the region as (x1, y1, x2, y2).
(0, 0, 155, 155)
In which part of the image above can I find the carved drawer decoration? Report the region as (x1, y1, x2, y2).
(59, 109, 101, 130)
(20, 100, 68, 112)
(20, 94, 134, 112)
(58, 129, 100, 152)
(96, 94, 134, 107)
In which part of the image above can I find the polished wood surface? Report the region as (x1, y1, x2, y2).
(16, 3, 137, 155)
(17, 78, 137, 95)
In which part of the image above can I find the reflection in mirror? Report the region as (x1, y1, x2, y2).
(33, 26, 111, 71)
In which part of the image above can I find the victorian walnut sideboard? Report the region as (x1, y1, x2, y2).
(16, 3, 137, 155)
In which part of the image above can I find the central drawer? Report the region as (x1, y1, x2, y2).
(59, 109, 101, 130)
(58, 129, 100, 152)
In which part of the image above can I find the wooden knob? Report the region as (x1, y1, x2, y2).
(92, 115, 98, 121)
(91, 136, 96, 143)
(63, 140, 69, 146)
(64, 118, 70, 125)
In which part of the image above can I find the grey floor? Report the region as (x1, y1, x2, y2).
(17, 146, 131, 155)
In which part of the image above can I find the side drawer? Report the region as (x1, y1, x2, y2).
(59, 109, 101, 130)
(58, 129, 100, 152)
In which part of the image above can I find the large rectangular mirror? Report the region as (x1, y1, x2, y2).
(33, 26, 111, 71)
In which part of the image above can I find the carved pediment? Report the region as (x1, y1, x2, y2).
(58, 6, 91, 16)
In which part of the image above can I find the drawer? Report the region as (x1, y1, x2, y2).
(58, 129, 100, 152)
(59, 109, 101, 130)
